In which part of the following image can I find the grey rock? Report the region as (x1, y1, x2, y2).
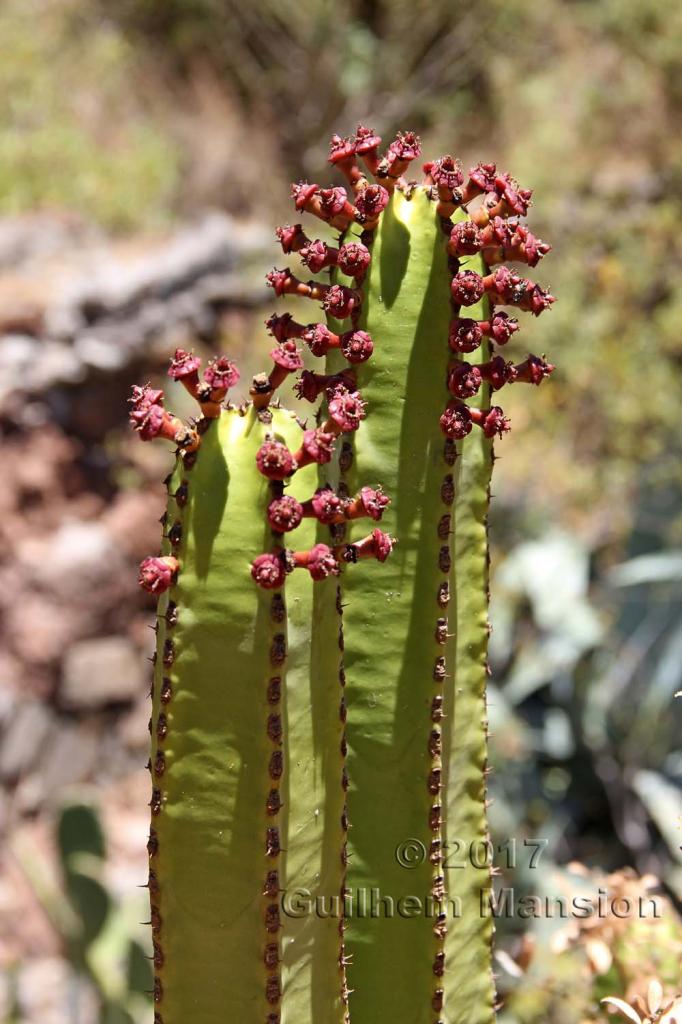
(0, 702, 54, 780)
(61, 637, 144, 709)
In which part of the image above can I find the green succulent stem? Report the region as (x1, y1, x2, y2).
(326, 192, 496, 1024)
(150, 408, 347, 1024)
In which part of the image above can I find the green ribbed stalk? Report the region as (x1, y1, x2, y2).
(328, 192, 496, 1024)
(149, 408, 347, 1024)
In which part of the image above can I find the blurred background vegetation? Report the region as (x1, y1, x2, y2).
(0, 1, 680, 1022)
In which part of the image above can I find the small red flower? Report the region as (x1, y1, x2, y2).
(168, 348, 201, 382)
(138, 556, 179, 595)
(478, 355, 517, 390)
(299, 239, 332, 273)
(467, 162, 497, 195)
(426, 155, 464, 192)
(447, 362, 483, 399)
(276, 224, 306, 254)
(439, 402, 472, 440)
(319, 186, 350, 218)
(355, 184, 389, 220)
(513, 354, 555, 384)
(493, 172, 533, 216)
(128, 385, 168, 440)
(354, 125, 382, 153)
(323, 284, 360, 320)
(478, 405, 511, 438)
(267, 496, 304, 533)
(291, 181, 319, 211)
(295, 369, 355, 403)
(295, 544, 341, 581)
(302, 323, 337, 357)
(265, 312, 297, 342)
(348, 528, 394, 563)
(448, 221, 482, 256)
(356, 486, 390, 521)
(449, 319, 483, 353)
(251, 553, 286, 590)
(271, 341, 304, 373)
(354, 125, 382, 173)
(340, 329, 373, 363)
(488, 312, 520, 344)
(451, 271, 485, 307)
(337, 242, 371, 278)
(328, 134, 356, 165)
(309, 486, 347, 524)
(298, 428, 337, 466)
(327, 386, 366, 433)
(256, 439, 296, 480)
(266, 267, 292, 297)
(203, 356, 240, 391)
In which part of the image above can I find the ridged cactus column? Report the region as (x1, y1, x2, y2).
(266, 128, 554, 1024)
(133, 123, 554, 1024)
(132, 345, 392, 1023)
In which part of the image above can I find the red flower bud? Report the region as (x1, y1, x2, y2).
(426, 155, 464, 192)
(129, 384, 177, 442)
(271, 341, 304, 373)
(488, 312, 520, 344)
(139, 556, 179, 595)
(256, 439, 296, 480)
(293, 543, 341, 581)
(340, 329, 374, 364)
(447, 362, 483, 399)
(470, 405, 511, 438)
(266, 267, 293, 297)
(296, 428, 337, 467)
(267, 496, 304, 533)
(323, 284, 361, 320)
(345, 528, 394, 563)
(478, 355, 517, 390)
(448, 221, 483, 257)
(493, 172, 533, 216)
(451, 271, 486, 307)
(328, 134, 356, 165)
(302, 323, 338, 357)
(308, 486, 347, 525)
(299, 239, 334, 274)
(515, 226, 551, 267)
(337, 241, 371, 278)
(464, 162, 497, 199)
(203, 356, 240, 392)
(291, 181, 319, 211)
(355, 184, 390, 221)
(439, 402, 472, 440)
(480, 219, 551, 267)
(487, 267, 555, 315)
(276, 223, 306, 254)
(346, 486, 391, 522)
(265, 312, 299, 342)
(291, 182, 353, 229)
(354, 125, 382, 173)
(384, 131, 421, 179)
(513, 354, 555, 384)
(319, 186, 350, 218)
(449, 319, 483, 353)
(168, 348, 201, 383)
(251, 553, 286, 590)
(294, 369, 355, 403)
(327, 386, 367, 433)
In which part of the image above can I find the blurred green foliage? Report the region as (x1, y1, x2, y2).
(0, 0, 178, 229)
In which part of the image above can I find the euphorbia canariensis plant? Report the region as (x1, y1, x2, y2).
(134, 124, 555, 1024)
